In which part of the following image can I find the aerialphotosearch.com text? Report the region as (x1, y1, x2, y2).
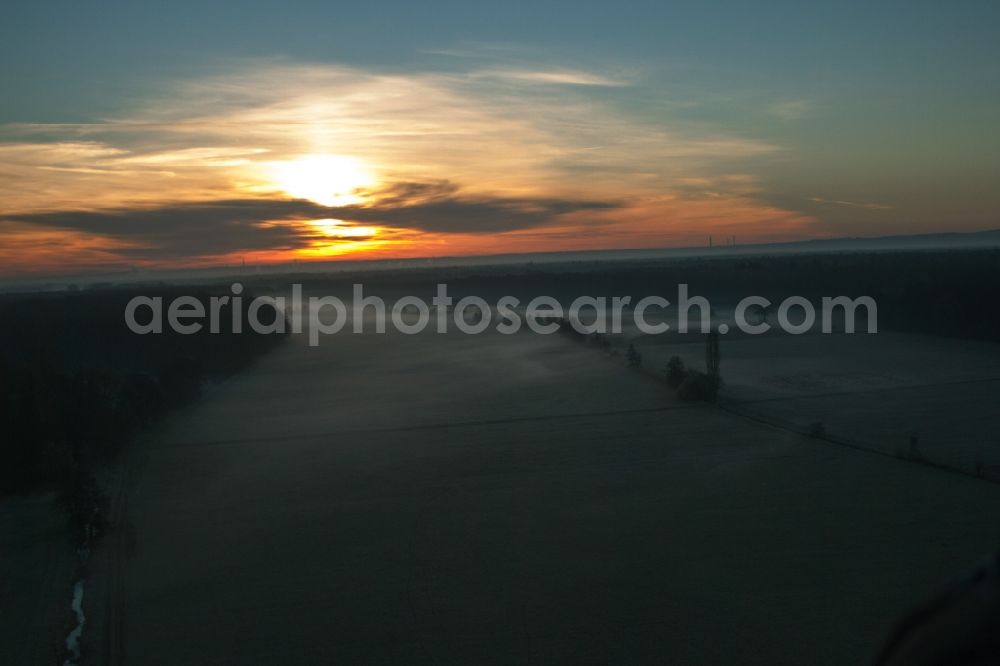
(124, 283, 878, 346)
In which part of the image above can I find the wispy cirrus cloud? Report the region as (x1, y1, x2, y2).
(808, 196, 893, 211)
(472, 68, 630, 86)
(1, 60, 782, 208)
(0, 59, 815, 271)
(768, 99, 811, 121)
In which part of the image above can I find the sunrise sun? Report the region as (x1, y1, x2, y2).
(269, 154, 374, 207)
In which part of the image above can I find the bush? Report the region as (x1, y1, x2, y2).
(676, 370, 720, 402)
(56, 471, 109, 548)
(626, 343, 642, 368)
(666, 356, 687, 388)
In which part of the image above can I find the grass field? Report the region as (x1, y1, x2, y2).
(102, 310, 1000, 665)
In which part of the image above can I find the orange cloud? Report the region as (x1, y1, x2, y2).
(0, 61, 815, 275)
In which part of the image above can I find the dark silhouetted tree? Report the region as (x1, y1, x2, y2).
(666, 356, 687, 388)
(706, 331, 721, 380)
(626, 343, 642, 368)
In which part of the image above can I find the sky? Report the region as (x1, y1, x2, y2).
(1, 0, 998, 274)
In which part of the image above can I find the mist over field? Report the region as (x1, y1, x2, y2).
(4, 1, 1000, 663)
(3, 249, 1000, 665)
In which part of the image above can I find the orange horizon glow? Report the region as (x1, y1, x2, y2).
(0, 63, 843, 276)
(5, 197, 823, 274)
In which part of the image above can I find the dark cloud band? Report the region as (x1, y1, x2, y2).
(5, 183, 620, 260)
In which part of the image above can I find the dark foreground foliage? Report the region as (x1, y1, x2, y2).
(675, 370, 721, 402)
(0, 287, 287, 497)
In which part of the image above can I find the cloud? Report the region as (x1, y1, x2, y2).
(0, 61, 782, 212)
(472, 68, 629, 86)
(808, 196, 893, 211)
(4, 184, 621, 260)
(768, 99, 810, 121)
(0, 59, 811, 270)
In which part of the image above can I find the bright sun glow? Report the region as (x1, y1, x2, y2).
(310, 218, 378, 238)
(269, 154, 374, 206)
(293, 218, 386, 259)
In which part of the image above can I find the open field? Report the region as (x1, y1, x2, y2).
(5, 251, 1000, 664)
(105, 311, 1000, 665)
(631, 330, 1000, 477)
